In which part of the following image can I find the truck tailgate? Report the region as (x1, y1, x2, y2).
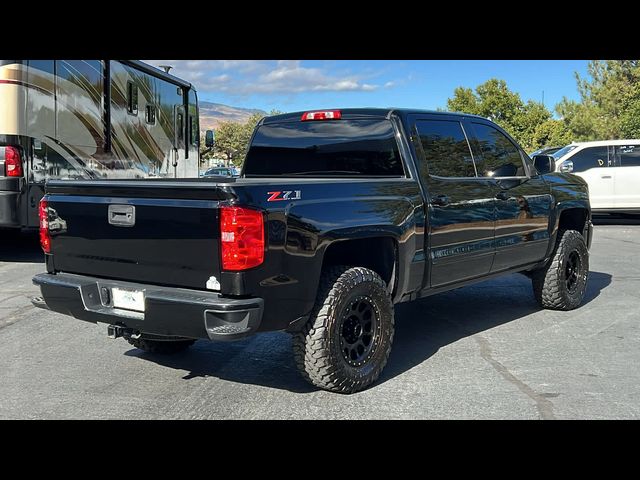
(45, 179, 234, 290)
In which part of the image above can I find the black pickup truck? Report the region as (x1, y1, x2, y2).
(33, 109, 593, 393)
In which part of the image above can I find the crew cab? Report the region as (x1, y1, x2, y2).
(33, 109, 593, 393)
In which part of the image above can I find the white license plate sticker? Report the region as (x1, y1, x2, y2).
(112, 288, 145, 312)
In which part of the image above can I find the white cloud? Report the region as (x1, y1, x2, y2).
(144, 60, 384, 96)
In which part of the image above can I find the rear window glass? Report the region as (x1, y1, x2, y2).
(243, 119, 404, 177)
(619, 144, 640, 167)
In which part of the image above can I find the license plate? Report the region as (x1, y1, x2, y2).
(112, 288, 145, 312)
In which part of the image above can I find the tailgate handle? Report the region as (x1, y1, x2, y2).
(108, 204, 135, 227)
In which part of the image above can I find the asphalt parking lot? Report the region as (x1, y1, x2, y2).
(0, 217, 638, 419)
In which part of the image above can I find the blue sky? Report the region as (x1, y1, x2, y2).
(146, 60, 590, 114)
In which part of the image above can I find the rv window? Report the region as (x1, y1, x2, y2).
(145, 105, 156, 124)
(190, 116, 198, 146)
(127, 81, 138, 115)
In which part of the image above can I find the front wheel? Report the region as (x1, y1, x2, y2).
(292, 266, 395, 394)
(532, 229, 589, 310)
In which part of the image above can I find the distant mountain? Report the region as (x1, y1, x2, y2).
(199, 102, 266, 130)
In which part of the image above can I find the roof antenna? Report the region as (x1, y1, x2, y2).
(158, 65, 173, 74)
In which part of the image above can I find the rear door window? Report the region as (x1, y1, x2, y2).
(414, 120, 476, 177)
(243, 119, 404, 177)
(618, 145, 640, 167)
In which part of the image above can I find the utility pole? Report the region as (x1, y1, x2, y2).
(542, 90, 545, 107)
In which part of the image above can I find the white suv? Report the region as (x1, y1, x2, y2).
(551, 140, 640, 213)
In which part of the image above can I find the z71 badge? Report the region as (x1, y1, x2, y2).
(267, 190, 302, 202)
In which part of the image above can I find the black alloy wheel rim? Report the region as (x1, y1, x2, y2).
(565, 250, 581, 293)
(339, 296, 379, 367)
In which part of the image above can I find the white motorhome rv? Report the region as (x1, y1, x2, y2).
(0, 60, 200, 230)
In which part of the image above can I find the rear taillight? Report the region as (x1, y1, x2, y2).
(5, 146, 23, 177)
(220, 206, 264, 271)
(301, 110, 342, 121)
(39, 199, 51, 253)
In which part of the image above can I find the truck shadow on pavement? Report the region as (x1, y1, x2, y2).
(125, 271, 612, 394)
(377, 270, 611, 387)
(0, 232, 43, 263)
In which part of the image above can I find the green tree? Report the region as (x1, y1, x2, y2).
(531, 119, 573, 148)
(557, 60, 640, 140)
(620, 81, 640, 138)
(241, 112, 266, 142)
(200, 110, 285, 168)
(474, 79, 524, 127)
(447, 86, 478, 114)
(446, 78, 554, 151)
(213, 120, 248, 166)
(212, 111, 281, 167)
(512, 101, 552, 151)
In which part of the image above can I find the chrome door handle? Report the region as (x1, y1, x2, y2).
(601, 175, 612, 179)
(431, 195, 450, 206)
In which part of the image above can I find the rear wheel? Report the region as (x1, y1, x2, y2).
(532, 229, 589, 310)
(124, 334, 196, 354)
(292, 266, 394, 394)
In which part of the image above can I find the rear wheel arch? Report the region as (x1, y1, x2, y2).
(321, 236, 399, 295)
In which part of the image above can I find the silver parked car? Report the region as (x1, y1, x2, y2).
(202, 167, 236, 177)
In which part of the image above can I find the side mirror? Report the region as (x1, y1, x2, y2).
(559, 160, 574, 173)
(205, 130, 215, 148)
(532, 154, 555, 174)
